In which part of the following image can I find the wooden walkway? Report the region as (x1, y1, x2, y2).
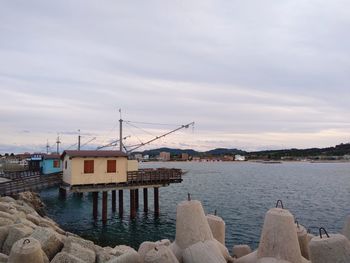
(0, 171, 62, 196)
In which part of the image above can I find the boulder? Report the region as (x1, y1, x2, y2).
(62, 241, 96, 263)
(233, 245, 252, 259)
(144, 245, 179, 263)
(7, 237, 47, 263)
(30, 226, 63, 260)
(2, 224, 33, 255)
(206, 214, 225, 245)
(309, 233, 350, 263)
(114, 245, 135, 256)
(0, 197, 16, 203)
(17, 192, 45, 216)
(51, 252, 85, 263)
(342, 215, 350, 240)
(0, 253, 8, 263)
(182, 240, 226, 263)
(236, 250, 258, 263)
(257, 208, 302, 263)
(0, 227, 9, 252)
(107, 249, 141, 263)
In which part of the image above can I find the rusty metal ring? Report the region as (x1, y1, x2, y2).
(319, 227, 330, 239)
(23, 238, 31, 245)
(275, 200, 284, 209)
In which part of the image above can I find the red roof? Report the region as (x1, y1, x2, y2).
(61, 150, 128, 159)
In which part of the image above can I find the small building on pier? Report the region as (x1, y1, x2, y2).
(41, 154, 62, 175)
(61, 150, 129, 186)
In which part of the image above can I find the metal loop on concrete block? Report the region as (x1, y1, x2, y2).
(295, 220, 299, 228)
(23, 238, 31, 245)
(319, 227, 330, 239)
(187, 193, 191, 201)
(214, 209, 217, 216)
(275, 199, 284, 209)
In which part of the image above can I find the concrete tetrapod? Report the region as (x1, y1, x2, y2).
(309, 233, 350, 263)
(233, 245, 252, 259)
(206, 214, 225, 245)
(257, 258, 291, 263)
(235, 250, 258, 263)
(182, 240, 226, 263)
(257, 208, 303, 263)
(144, 245, 179, 263)
(295, 224, 309, 260)
(342, 215, 350, 240)
(8, 237, 47, 263)
(170, 200, 213, 261)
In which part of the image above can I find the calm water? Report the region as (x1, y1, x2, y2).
(39, 161, 350, 250)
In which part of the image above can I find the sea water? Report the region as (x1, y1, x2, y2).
(39, 161, 350, 250)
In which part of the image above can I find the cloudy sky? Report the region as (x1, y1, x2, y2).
(0, 0, 349, 153)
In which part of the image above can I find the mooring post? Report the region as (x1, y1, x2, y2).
(92, 192, 98, 219)
(112, 190, 116, 212)
(119, 190, 123, 215)
(143, 188, 148, 212)
(130, 189, 136, 219)
(135, 189, 139, 210)
(102, 191, 108, 224)
(59, 187, 67, 199)
(154, 187, 159, 216)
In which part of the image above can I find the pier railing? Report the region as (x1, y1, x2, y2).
(0, 172, 62, 196)
(127, 168, 183, 185)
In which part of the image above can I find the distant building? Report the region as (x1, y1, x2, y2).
(159, 152, 171, 161)
(134, 153, 143, 161)
(143, 155, 149, 160)
(181, 153, 189, 161)
(223, 155, 234, 161)
(61, 150, 129, 186)
(235, 154, 246, 161)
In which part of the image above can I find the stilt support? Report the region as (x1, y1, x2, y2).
(112, 190, 116, 212)
(130, 189, 136, 219)
(154, 187, 159, 216)
(92, 192, 98, 219)
(59, 187, 67, 199)
(102, 191, 108, 224)
(143, 188, 148, 212)
(135, 189, 139, 210)
(119, 190, 123, 215)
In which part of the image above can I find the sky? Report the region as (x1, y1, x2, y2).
(0, 0, 350, 154)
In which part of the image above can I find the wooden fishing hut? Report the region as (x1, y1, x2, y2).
(60, 150, 182, 223)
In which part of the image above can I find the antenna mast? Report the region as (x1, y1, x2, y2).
(78, 129, 81, 151)
(46, 140, 50, 154)
(119, 109, 123, 152)
(56, 134, 61, 154)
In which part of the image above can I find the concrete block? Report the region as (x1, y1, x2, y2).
(107, 249, 141, 263)
(14, 217, 37, 229)
(0, 253, 8, 263)
(233, 245, 252, 259)
(138, 241, 157, 261)
(0, 197, 16, 203)
(257, 258, 291, 263)
(26, 214, 41, 226)
(0, 227, 9, 253)
(2, 224, 33, 255)
(309, 233, 350, 263)
(342, 215, 350, 240)
(63, 241, 96, 263)
(114, 245, 135, 256)
(51, 251, 85, 263)
(206, 214, 226, 245)
(182, 240, 226, 263)
(144, 245, 179, 263)
(258, 208, 302, 263)
(8, 237, 46, 263)
(0, 217, 14, 227)
(236, 250, 258, 263)
(295, 224, 309, 260)
(31, 226, 63, 260)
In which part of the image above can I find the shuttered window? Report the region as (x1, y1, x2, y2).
(107, 160, 116, 173)
(53, 160, 60, 168)
(84, 160, 94, 173)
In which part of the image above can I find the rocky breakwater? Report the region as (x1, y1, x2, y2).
(0, 192, 350, 263)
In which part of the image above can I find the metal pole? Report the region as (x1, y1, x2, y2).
(78, 129, 81, 151)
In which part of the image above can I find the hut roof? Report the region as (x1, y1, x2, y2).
(61, 150, 128, 159)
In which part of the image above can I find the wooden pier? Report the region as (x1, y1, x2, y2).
(60, 168, 183, 221)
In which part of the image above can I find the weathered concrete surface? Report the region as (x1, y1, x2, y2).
(295, 224, 309, 260)
(233, 244, 252, 259)
(114, 244, 136, 256)
(30, 226, 64, 260)
(236, 250, 258, 263)
(309, 234, 350, 263)
(0, 227, 9, 252)
(0, 253, 8, 263)
(2, 224, 33, 255)
(62, 241, 96, 263)
(257, 258, 291, 263)
(206, 214, 225, 245)
(8, 237, 46, 263)
(144, 245, 179, 263)
(182, 240, 226, 263)
(138, 241, 157, 262)
(342, 215, 350, 240)
(50, 251, 85, 263)
(107, 249, 141, 263)
(258, 208, 302, 263)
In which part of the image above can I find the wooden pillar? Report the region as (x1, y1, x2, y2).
(102, 191, 108, 224)
(143, 188, 148, 212)
(119, 190, 123, 215)
(130, 189, 136, 219)
(112, 190, 116, 212)
(135, 189, 139, 210)
(154, 187, 159, 216)
(92, 192, 98, 219)
(59, 187, 67, 199)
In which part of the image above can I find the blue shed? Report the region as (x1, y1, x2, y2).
(40, 154, 62, 175)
